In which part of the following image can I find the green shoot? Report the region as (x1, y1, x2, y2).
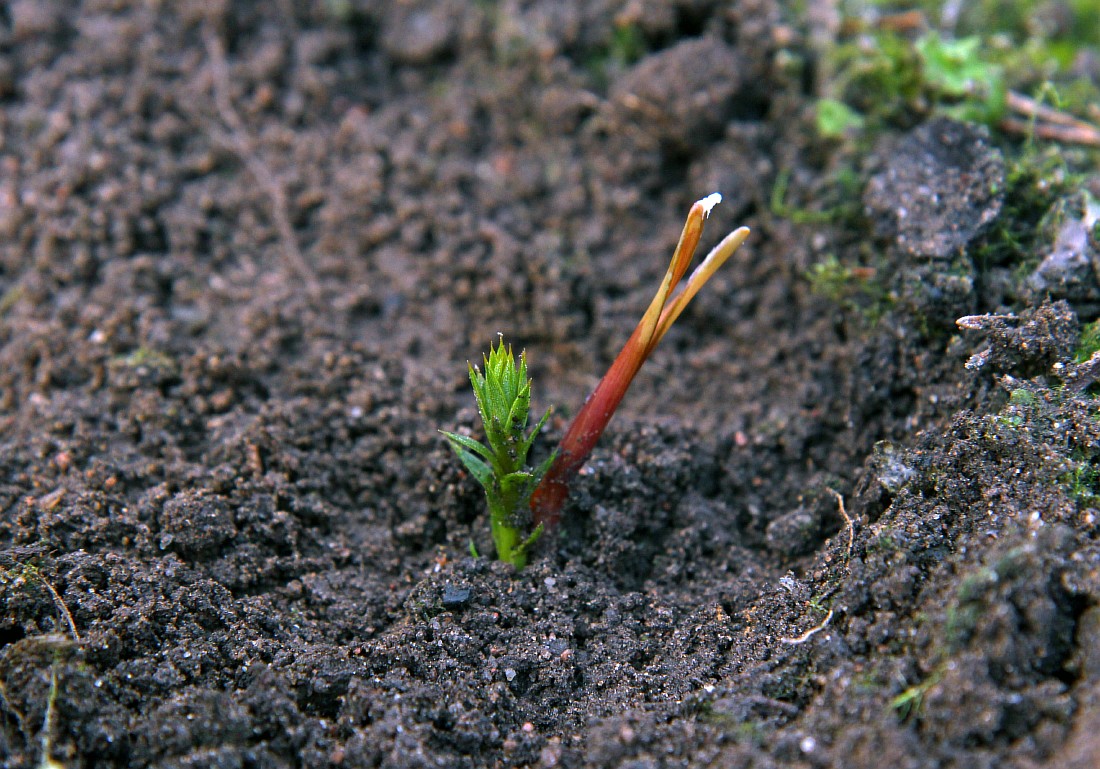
(441, 339, 554, 569)
(530, 194, 749, 529)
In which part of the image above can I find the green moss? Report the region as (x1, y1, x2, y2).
(851, 669, 885, 695)
(1009, 388, 1038, 407)
(806, 254, 894, 324)
(1064, 455, 1100, 507)
(916, 33, 1006, 123)
(821, 1, 1100, 136)
(771, 166, 863, 226)
(760, 667, 807, 704)
(940, 0, 1100, 47)
(726, 720, 767, 746)
(1076, 320, 1100, 363)
(891, 664, 945, 722)
(943, 560, 1011, 650)
(979, 147, 1082, 271)
(583, 21, 648, 88)
(698, 707, 768, 746)
(944, 598, 982, 649)
(824, 29, 923, 128)
(111, 347, 178, 375)
(815, 98, 865, 139)
(822, 26, 1004, 127)
(869, 531, 900, 553)
(609, 22, 646, 67)
(322, 0, 354, 21)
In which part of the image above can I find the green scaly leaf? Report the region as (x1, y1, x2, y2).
(445, 442, 494, 490)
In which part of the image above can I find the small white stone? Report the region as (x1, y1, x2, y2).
(800, 736, 816, 753)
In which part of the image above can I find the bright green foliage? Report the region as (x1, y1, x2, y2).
(815, 98, 865, 139)
(915, 33, 1006, 124)
(821, 2, 1099, 134)
(441, 339, 554, 569)
(821, 29, 1005, 131)
(822, 29, 923, 128)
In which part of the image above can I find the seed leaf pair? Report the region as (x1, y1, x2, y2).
(444, 195, 749, 567)
(531, 195, 749, 530)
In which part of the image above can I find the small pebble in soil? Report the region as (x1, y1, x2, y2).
(547, 638, 570, 656)
(540, 742, 562, 767)
(441, 584, 471, 609)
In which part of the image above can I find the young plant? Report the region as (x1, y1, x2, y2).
(441, 340, 554, 569)
(530, 193, 750, 529)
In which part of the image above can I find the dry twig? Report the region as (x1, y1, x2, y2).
(39, 576, 79, 644)
(1000, 90, 1100, 148)
(202, 28, 322, 300)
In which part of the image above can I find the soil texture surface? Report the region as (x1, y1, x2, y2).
(1, 2, 1100, 768)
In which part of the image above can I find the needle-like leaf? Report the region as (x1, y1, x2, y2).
(441, 340, 554, 569)
(530, 194, 749, 529)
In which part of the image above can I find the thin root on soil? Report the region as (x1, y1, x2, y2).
(201, 27, 322, 301)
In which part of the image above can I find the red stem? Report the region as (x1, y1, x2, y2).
(531, 199, 710, 529)
(528, 321, 649, 528)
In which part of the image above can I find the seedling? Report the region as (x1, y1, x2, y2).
(444, 195, 748, 564)
(441, 340, 554, 569)
(530, 194, 750, 529)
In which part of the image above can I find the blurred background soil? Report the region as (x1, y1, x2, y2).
(1, 1, 1100, 767)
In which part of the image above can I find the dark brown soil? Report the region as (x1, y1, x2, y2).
(1, 2, 1099, 767)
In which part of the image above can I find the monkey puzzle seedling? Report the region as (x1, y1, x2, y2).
(530, 194, 750, 529)
(444, 195, 748, 567)
(441, 341, 554, 569)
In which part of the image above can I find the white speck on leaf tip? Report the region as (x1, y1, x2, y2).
(700, 192, 722, 217)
